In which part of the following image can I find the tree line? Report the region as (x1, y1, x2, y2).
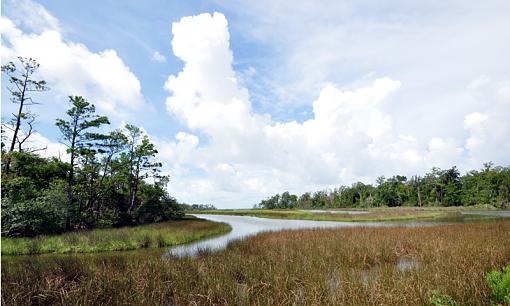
(1, 57, 183, 237)
(181, 204, 217, 211)
(256, 164, 510, 209)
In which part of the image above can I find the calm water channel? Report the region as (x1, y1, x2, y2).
(166, 211, 510, 257)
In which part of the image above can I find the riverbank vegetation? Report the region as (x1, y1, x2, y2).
(1, 58, 184, 238)
(256, 164, 510, 209)
(191, 207, 445, 222)
(191, 205, 505, 222)
(1, 218, 231, 255)
(2, 220, 509, 305)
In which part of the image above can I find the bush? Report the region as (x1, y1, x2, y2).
(133, 184, 183, 224)
(1, 181, 66, 237)
(486, 266, 510, 304)
(2, 176, 39, 202)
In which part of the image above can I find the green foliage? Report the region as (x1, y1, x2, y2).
(1, 97, 182, 237)
(257, 165, 510, 209)
(1, 219, 230, 255)
(1, 181, 66, 236)
(258, 191, 307, 209)
(486, 266, 510, 304)
(183, 203, 217, 210)
(2, 176, 39, 202)
(133, 183, 184, 224)
(429, 290, 459, 306)
(7, 151, 68, 188)
(55, 96, 110, 156)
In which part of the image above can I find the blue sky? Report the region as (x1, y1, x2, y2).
(2, 0, 510, 208)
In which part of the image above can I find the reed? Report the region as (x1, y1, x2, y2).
(3, 220, 509, 305)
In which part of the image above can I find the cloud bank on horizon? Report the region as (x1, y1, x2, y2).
(1, 1, 509, 208)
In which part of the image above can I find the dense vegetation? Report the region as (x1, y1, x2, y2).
(1, 57, 183, 237)
(1, 218, 230, 255)
(256, 164, 510, 209)
(181, 203, 218, 211)
(2, 221, 509, 305)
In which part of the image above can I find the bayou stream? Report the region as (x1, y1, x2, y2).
(166, 211, 510, 257)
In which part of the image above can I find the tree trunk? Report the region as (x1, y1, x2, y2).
(4, 74, 29, 174)
(65, 119, 78, 231)
(66, 158, 74, 231)
(417, 186, 422, 207)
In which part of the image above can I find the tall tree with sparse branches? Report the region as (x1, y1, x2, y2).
(1, 57, 49, 172)
(56, 96, 110, 230)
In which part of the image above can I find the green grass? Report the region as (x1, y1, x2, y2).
(190, 205, 507, 222)
(1, 217, 231, 255)
(190, 207, 453, 222)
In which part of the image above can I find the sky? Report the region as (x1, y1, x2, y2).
(1, 0, 509, 208)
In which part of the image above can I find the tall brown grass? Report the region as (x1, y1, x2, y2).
(2, 220, 509, 305)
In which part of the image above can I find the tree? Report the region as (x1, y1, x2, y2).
(410, 175, 423, 206)
(91, 130, 128, 219)
(1, 57, 49, 172)
(442, 167, 461, 206)
(121, 124, 162, 214)
(56, 96, 110, 230)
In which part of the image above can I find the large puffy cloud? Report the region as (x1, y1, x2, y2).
(164, 13, 496, 207)
(1, 1, 144, 120)
(161, 12, 510, 208)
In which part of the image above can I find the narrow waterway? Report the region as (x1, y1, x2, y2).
(166, 211, 509, 257)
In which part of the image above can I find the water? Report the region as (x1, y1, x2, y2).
(166, 213, 503, 257)
(396, 258, 421, 272)
(301, 209, 368, 214)
(461, 210, 510, 218)
(167, 214, 392, 256)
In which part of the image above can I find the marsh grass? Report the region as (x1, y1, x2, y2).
(2, 220, 509, 305)
(1, 218, 231, 255)
(191, 207, 455, 222)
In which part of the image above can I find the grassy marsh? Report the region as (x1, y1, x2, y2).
(1, 217, 231, 255)
(2, 220, 509, 305)
(189, 206, 476, 222)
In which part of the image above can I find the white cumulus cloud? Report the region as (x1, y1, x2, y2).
(1, 1, 144, 120)
(162, 13, 459, 207)
(160, 12, 510, 208)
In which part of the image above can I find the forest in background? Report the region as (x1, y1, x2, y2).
(256, 164, 510, 209)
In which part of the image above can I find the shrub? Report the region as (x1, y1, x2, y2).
(486, 266, 510, 304)
(1, 181, 66, 237)
(133, 184, 183, 224)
